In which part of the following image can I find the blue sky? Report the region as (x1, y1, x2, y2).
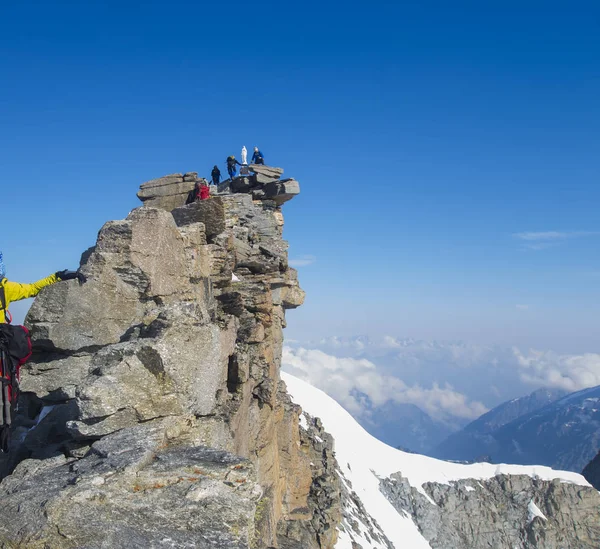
(1, 1, 599, 353)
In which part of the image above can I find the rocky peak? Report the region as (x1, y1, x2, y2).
(0, 166, 339, 549)
(136, 164, 300, 211)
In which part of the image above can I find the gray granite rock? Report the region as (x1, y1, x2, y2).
(379, 473, 600, 549)
(172, 197, 226, 241)
(2, 169, 314, 549)
(263, 179, 300, 206)
(249, 165, 284, 179)
(0, 421, 261, 549)
(136, 173, 194, 210)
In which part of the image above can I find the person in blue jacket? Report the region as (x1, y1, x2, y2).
(226, 155, 241, 179)
(251, 147, 265, 165)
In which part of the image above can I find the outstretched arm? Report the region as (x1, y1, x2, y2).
(3, 273, 60, 302)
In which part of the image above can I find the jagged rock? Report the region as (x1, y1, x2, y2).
(263, 179, 300, 206)
(250, 165, 284, 179)
(137, 173, 195, 210)
(249, 165, 283, 185)
(231, 176, 253, 193)
(139, 173, 184, 188)
(277, 408, 341, 549)
(3, 168, 320, 549)
(26, 208, 211, 353)
(217, 179, 232, 193)
(0, 421, 262, 549)
(380, 473, 600, 549)
(183, 171, 198, 182)
(172, 197, 226, 241)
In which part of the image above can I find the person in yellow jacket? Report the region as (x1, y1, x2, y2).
(0, 251, 86, 324)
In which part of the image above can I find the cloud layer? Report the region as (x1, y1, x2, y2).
(283, 336, 600, 428)
(282, 346, 488, 422)
(514, 349, 600, 392)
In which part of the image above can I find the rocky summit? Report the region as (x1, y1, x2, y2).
(0, 165, 598, 549)
(0, 166, 338, 549)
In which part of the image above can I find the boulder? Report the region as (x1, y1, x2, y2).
(138, 173, 183, 189)
(183, 171, 199, 182)
(137, 173, 195, 211)
(249, 165, 284, 179)
(231, 176, 252, 193)
(172, 198, 226, 241)
(263, 179, 300, 206)
(26, 207, 211, 352)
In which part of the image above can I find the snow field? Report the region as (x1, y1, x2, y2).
(282, 372, 591, 549)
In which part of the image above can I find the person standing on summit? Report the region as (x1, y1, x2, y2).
(211, 165, 221, 186)
(226, 155, 241, 179)
(251, 147, 264, 165)
(0, 251, 86, 324)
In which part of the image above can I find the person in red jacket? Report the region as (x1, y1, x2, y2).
(185, 180, 210, 204)
(200, 182, 210, 200)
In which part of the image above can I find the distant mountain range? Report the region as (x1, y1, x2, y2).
(432, 386, 600, 472)
(357, 400, 457, 454)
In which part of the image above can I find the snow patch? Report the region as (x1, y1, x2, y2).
(527, 500, 547, 522)
(298, 413, 308, 431)
(464, 485, 475, 492)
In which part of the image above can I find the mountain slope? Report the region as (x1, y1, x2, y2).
(434, 386, 600, 471)
(583, 450, 600, 490)
(282, 373, 599, 549)
(433, 388, 566, 462)
(358, 400, 456, 454)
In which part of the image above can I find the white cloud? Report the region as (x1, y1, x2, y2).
(514, 231, 570, 241)
(282, 346, 488, 422)
(289, 254, 316, 267)
(288, 336, 600, 419)
(513, 231, 599, 250)
(514, 348, 600, 392)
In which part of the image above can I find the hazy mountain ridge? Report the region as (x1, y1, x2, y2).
(434, 386, 600, 472)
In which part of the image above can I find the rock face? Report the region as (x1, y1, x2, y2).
(381, 474, 600, 549)
(137, 172, 199, 211)
(0, 169, 338, 548)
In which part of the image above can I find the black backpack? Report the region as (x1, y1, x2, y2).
(0, 286, 33, 451)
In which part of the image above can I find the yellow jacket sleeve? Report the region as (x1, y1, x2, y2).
(3, 273, 60, 304)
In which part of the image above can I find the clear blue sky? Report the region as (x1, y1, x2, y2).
(1, 1, 599, 352)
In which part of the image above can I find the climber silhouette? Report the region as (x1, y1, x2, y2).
(211, 165, 221, 186)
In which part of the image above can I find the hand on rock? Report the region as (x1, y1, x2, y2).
(56, 270, 87, 284)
